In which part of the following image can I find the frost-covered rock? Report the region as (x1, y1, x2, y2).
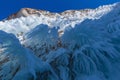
(23, 23, 120, 80)
(23, 24, 59, 57)
(0, 31, 58, 80)
(23, 2, 120, 80)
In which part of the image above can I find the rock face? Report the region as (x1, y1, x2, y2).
(7, 8, 93, 20)
(6, 3, 113, 20)
(7, 8, 50, 20)
(0, 2, 120, 80)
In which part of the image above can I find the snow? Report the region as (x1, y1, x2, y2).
(0, 2, 116, 38)
(23, 2, 120, 80)
(0, 31, 58, 80)
(0, 2, 120, 80)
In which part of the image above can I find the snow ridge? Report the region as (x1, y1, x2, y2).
(0, 2, 117, 38)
